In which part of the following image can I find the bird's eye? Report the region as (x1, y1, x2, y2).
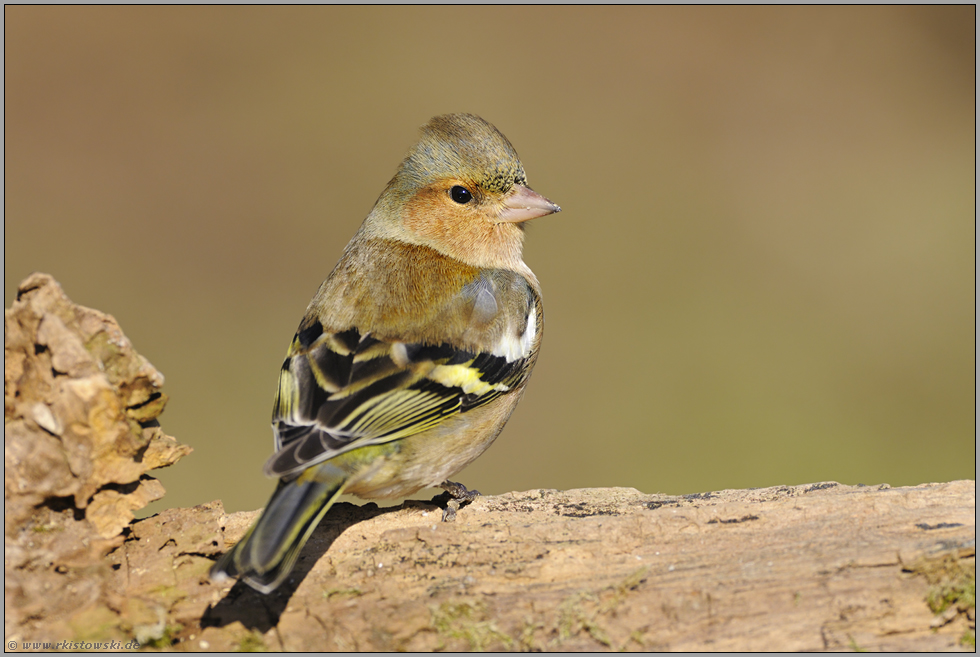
(450, 186, 472, 204)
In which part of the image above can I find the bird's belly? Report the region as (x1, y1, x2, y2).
(342, 392, 523, 499)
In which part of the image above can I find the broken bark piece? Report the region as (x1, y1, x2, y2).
(4, 273, 191, 641)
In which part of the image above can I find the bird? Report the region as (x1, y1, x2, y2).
(209, 113, 560, 593)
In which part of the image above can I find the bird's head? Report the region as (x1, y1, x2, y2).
(365, 113, 560, 271)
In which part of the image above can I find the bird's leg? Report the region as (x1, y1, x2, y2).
(437, 480, 481, 522)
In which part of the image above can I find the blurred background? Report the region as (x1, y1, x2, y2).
(5, 6, 975, 517)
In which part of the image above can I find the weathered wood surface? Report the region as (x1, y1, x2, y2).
(198, 480, 975, 651)
(11, 483, 976, 652)
(5, 275, 976, 652)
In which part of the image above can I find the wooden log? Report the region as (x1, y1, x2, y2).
(191, 480, 974, 651)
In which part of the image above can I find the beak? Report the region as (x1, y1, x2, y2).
(498, 184, 561, 223)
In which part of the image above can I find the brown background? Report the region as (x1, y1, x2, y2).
(4, 6, 975, 516)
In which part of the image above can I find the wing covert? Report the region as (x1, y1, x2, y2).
(265, 267, 541, 479)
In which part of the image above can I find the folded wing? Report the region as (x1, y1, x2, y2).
(266, 286, 538, 479)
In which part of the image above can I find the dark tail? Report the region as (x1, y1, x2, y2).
(210, 463, 347, 593)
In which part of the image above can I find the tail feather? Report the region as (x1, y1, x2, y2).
(211, 463, 347, 593)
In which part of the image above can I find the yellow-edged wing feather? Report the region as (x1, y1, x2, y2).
(265, 268, 541, 479)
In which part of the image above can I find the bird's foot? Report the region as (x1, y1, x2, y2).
(436, 480, 481, 522)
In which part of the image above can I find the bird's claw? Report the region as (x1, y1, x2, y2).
(437, 480, 481, 522)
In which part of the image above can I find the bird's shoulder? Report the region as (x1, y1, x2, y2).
(304, 236, 540, 349)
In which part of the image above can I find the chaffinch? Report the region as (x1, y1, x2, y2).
(210, 113, 559, 593)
